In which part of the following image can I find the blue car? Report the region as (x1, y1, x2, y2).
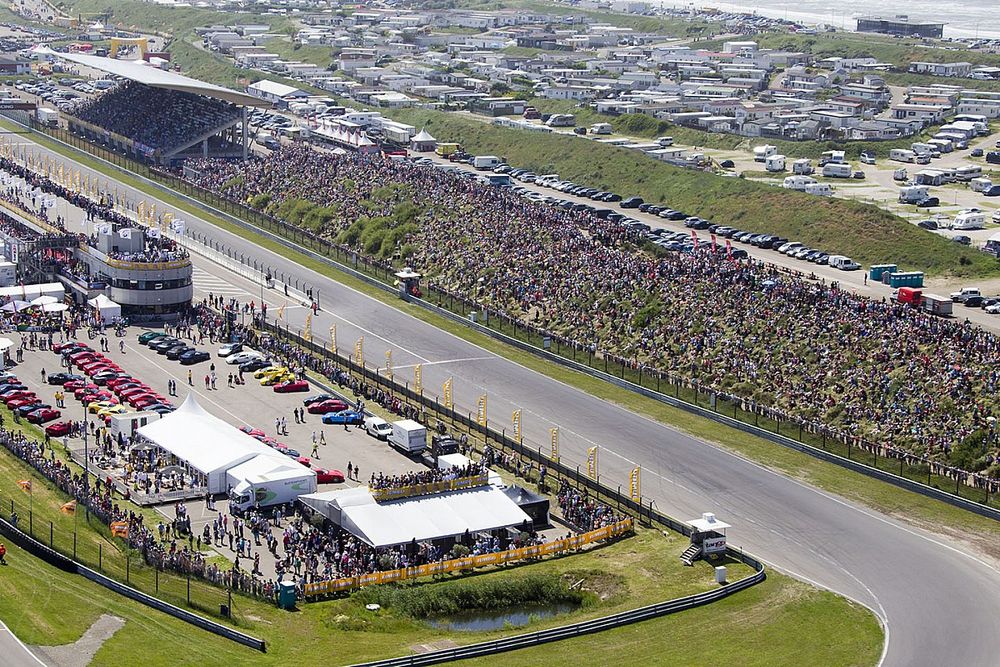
(322, 410, 364, 425)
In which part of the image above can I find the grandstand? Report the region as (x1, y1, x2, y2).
(51, 51, 269, 165)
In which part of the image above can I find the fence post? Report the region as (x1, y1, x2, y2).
(126, 553, 130, 585)
(187, 570, 191, 605)
(49, 521, 53, 548)
(99, 543, 102, 571)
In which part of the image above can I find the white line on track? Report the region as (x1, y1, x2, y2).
(0, 620, 47, 666)
(392, 356, 495, 370)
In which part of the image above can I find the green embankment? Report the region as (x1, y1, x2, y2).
(392, 109, 998, 277)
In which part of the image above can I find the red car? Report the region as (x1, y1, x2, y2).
(106, 377, 136, 389)
(64, 379, 90, 391)
(7, 396, 38, 409)
(127, 394, 159, 408)
(307, 399, 348, 414)
(54, 342, 87, 354)
(295, 456, 312, 467)
(119, 387, 152, 398)
(239, 426, 266, 438)
(45, 421, 73, 437)
(73, 385, 99, 400)
(273, 380, 309, 393)
(314, 468, 345, 484)
(27, 408, 60, 424)
(70, 351, 98, 363)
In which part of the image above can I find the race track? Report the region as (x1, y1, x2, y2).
(6, 128, 1000, 666)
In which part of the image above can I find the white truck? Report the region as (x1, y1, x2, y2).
(388, 419, 427, 455)
(36, 107, 58, 128)
(364, 415, 393, 440)
(229, 467, 317, 512)
(472, 155, 501, 170)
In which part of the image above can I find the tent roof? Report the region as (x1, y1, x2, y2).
(412, 128, 436, 142)
(300, 485, 531, 548)
(688, 512, 731, 533)
(44, 49, 267, 107)
(138, 394, 289, 476)
(88, 294, 119, 308)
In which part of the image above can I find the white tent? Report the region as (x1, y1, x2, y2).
(138, 394, 303, 493)
(88, 294, 122, 321)
(299, 485, 532, 548)
(0, 283, 64, 301)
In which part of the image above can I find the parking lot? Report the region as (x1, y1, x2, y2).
(7, 326, 420, 497)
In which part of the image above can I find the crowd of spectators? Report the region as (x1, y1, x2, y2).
(368, 461, 488, 492)
(557, 481, 623, 532)
(69, 82, 240, 152)
(185, 146, 1000, 478)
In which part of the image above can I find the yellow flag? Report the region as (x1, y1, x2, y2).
(587, 447, 598, 479)
(303, 313, 312, 342)
(277, 302, 286, 320)
(443, 377, 453, 411)
(512, 409, 522, 441)
(550, 427, 559, 462)
(477, 394, 487, 427)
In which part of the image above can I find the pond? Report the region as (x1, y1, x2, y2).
(426, 602, 580, 632)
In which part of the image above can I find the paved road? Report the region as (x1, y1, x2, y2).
(6, 130, 1000, 666)
(0, 621, 47, 667)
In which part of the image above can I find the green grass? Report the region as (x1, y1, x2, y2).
(9, 116, 1000, 555)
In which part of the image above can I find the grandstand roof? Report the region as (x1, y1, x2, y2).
(44, 50, 268, 107)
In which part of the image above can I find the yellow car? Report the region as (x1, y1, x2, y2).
(88, 400, 119, 414)
(98, 405, 129, 418)
(254, 366, 287, 380)
(260, 372, 295, 387)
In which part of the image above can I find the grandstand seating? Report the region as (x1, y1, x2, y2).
(68, 81, 241, 154)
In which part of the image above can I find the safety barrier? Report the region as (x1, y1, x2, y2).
(304, 519, 634, 597)
(0, 515, 267, 652)
(369, 474, 489, 502)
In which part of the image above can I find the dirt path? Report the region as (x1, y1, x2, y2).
(30, 615, 124, 667)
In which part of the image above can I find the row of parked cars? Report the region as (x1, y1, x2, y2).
(138, 331, 211, 365)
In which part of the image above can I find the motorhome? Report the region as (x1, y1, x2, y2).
(819, 150, 846, 166)
(753, 144, 777, 162)
(782, 175, 816, 191)
(898, 185, 930, 203)
(828, 255, 861, 271)
(889, 149, 917, 163)
(927, 138, 954, 153)
(970, 177, 993, 193)
(911, 142, 936, 156)
(545, 113, 576, 127)
(765, 154, 786, 172)
(955, 165, 982, 182)
(792, 158, 814, 175)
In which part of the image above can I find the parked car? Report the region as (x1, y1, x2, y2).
(314, 468, 346, 484)
(915, 197, 940, 208)
(179, 350, 210, 365)
(952, 235, 972, 245)
(240, 358, 271, 373)
(45, 421, 72, 437)
(25, 407, 62, 424)
(971, 148, 984, 158)
(165, 345, 194, 361)
(47, 373, 84, 385)
(226, 351, 262, 365)
(137, 331, 164, 344)
(218, 342, 243, 357)
(917, 219, 938, 230)
(321, 410, 364, 425)
(273, 380, 309, 393)
(307, 399, 348, 414)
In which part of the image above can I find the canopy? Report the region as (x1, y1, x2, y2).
(88, 294, 121, 321)
(30, 295, 58, 306)
(43, 302, 69, 313)
(0, 301, 29, 312)
(300, 485, 532, 548)
(0, 337, 13, 352)
(411, 128, 436, 142)
(138, 394, 303, 493)
(0, 283, 64, 301)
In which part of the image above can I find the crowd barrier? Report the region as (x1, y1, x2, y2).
(370, 474, 489, 502)
(304, 519, 634, 597)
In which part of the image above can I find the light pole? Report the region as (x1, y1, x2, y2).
(83, 399, 89, 520)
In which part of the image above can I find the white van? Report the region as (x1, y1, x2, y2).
(472, 155, 501, 170)
(364, 415, 393, 440)
(656, 136, 674, 147)
(828, 255, 861, 271)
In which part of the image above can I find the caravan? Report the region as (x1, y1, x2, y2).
(822, 163, 852, 178)
(953, 210, 986, 230)
(898, 185, 929, 204)
(783, 175, 816, 191)
(804, 182, 833, 196)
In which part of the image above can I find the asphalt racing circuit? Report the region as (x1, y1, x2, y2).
(6, 127, 1000, 666)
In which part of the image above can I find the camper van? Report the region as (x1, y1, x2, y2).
(955, 165, 982, 182)
(822, 163, 852, 178)
(890, 149, 917, 163)
(545, 114, 576, 127)
(819, 150, 846, 166)
(783, 176, 816, 191)
(970, 177, 993, 193)
(898, 185, 930, 204)
(765, 154, 786, 172)
(753, 145, 777, 162)
(792, 158, 814, 175)
(952, 210, 986, 230)
(828, 255, 861, 271)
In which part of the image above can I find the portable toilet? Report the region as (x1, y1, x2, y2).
(888, 271, 924, 288)
(278, 581, 297, 610)
(869, 264, 897, 282)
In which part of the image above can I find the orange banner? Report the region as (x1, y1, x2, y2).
(304, 519, 633, 596)
(370, 474, 489, 502)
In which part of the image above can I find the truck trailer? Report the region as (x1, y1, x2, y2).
(229, 466, 317, 512)
(388, 419, 427, 455)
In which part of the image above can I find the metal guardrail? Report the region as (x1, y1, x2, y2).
(0, 516, 267, 652)
(350, 553, 765, 667)
(14, 116, 998, 520)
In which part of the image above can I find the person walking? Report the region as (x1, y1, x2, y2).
(187, 369, 193, 386)
(0, 542, 6, 565)
(311, 441, 319, 459)
(40, 368, 46, 382)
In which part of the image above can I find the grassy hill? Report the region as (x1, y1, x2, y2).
(394, 109, 998, 277)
